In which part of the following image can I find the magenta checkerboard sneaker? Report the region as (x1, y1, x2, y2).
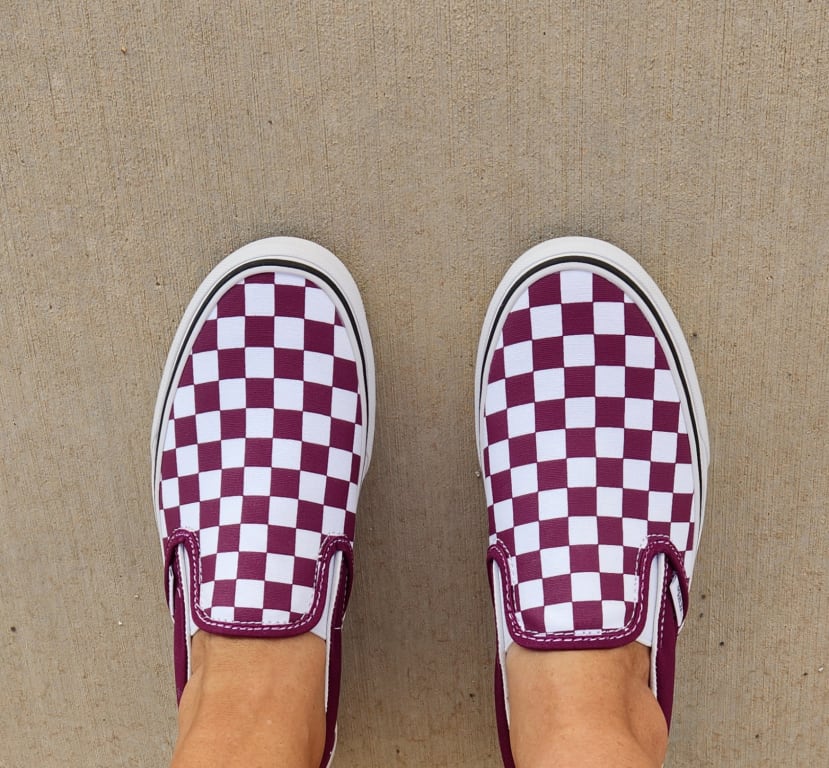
(474, 236, 710, 767)
(150, 237, 375, 767)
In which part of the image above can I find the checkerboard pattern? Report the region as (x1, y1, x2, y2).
(482, 269, 695, 637)
(158, 272, 364, 628)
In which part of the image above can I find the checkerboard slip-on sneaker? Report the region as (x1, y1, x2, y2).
(150, 237, 375, 768)
(474, 236, 710, 767)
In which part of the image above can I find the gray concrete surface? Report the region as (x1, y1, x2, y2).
(1, 2, 827, 766)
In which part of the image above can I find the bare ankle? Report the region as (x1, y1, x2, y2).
(506, 643, 668, 768)
(172, 632, 327, 768)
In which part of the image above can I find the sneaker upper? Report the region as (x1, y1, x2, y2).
(156, 270, 365, 633)
(481, 267, 702, 646)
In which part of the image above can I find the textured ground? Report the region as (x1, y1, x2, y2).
(1, 2, 827, 766)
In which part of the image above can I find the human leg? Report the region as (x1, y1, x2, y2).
(506, 643, 667, 768)
(171, 633, 326, 768)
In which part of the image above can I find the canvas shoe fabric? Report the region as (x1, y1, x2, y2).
(150, 237, 375, 768)
(475, 237, 709, 768)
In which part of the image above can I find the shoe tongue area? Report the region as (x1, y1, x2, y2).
(168, 539, 340, 696)
(492, 540, 689, 653)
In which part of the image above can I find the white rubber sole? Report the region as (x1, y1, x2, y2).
(150, 236, 377, 511)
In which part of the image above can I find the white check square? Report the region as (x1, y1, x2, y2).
(245, 283, 274, 315)
(235, 579, 265, 608)
(290, 584, 315, 614)
(601, 600, 627, 627)
(265, 553, 295, 582)
(274, 379, 304, 410)
(569, 517, 599, 545)
(191, 351, 219, 384)
(213, 551, 239, 580)
(596, 427, 625, 458)
(198, 470, 222, 501)
(487, 439, 511, 474)
(567, 457, 596, 487)
(295, 529, 321, 559)
(173, 386, 196, 417)
(530, 304, 563, 338)
(625, 336, 655, 368)
(175, 444, 199, 476)
(302, 412, 331, 446)
(560, 270, 593, 302)
(518, 579, 544, 609)
(245, 347, 274, 378)
(304, 351, 334, 385)
(653, 369, 680, 402)
(565, 397, 596, 428)
(219, 378, 247, 410)
(593, 302, 625, 334)
(246, 408, 274, 438)
(537, 429, 567, 461)
(507, 403, 535, 437)
(513, 522, 540, 555)
(540, 546, 571, 577)
(333, 325, 354, 360)
(178, 503, 200, 530)
(327, 447, 354, 480)
(623, 459, 651, 490)
(243, 467, 271, 496)
(485, 379, 507, 416)
(534, 368, 565, 400)
(298, 471, 326, 504)
(274, 316, 305, 349)
(624, 398, 653, 430)
(216, 316, 245, 349)
(331, 388, 358, 421)
(595, 365, 625, 397)
(492, 499, 516, 533)
(161, 478, 180, 508)
(272, 438, 302, 469)
(571, 571, 601, 599)
(674, 463, 694, 494)
(544, 602, 575, 632)
(305, 287, 336, 323)
(196, 411, 221, 442)
(221, 438, 246, 468)
(199, 526, 219, 557)
(511, 464, 539, 496)
(322, 505, 346, 534)
(563, 335, 595, 366)
(538, 488, 569, 519)
(268, 497, 298, 528)
(651, 431, 678, 462)
(218, 497, 243, 525)
(503, 340, 534, 376)
(596, 487, 623, 516)
(598, 544, 624, 573)
(239, 523, 268, 552)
